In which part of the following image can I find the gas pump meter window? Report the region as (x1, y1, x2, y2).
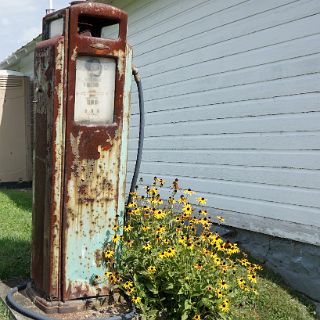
(49, 18, 64, 38)
(74, 56, 116, 124)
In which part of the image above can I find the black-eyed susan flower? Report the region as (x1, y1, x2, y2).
(132, 296, 141, 304)
(126, 287, 135, 295)
(182, 203, 193, 215)
(218, 299, 230, 312)
(124, 225, 133, 232)
(147, 266, 156, 273)
(127, 201, 137, 208)
(248, 272, 257, 283)
(199, 209, 208, 216)
(215, 288, 223, 299)
(184, 188, 194, 195)
(172, 178, 179, 190)
(123, 281, 133, 290)
(164, 247, 176, 257)
(194, 262, 204, 271)
(104, 250, 114, 259)
(125, 239, 134, 247)
(216, 215, 225, 222)
(219, 279, 229, 289)
(156, 225, 166, 234)
(168, 196, 176, 204)
(196, 197, 207, 205)
(154, 209, 166, 219)
(142, 243, 152, 251)
(112, 235, 120, 243)
(193, 315, 201, 320)
(112, 225, 119, 231)
(141, 225, 150, 232)
(178, 195, 188, 204)
(186, 242, 194, 250)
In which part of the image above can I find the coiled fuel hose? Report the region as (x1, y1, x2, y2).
(6, 66, 144, 320)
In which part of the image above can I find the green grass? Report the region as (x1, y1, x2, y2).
(0, 188, 32, 280)
(0, 189, 317, 319)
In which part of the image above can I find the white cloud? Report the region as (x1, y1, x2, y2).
(0, 0, 70, 62)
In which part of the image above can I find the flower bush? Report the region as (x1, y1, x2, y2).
(103, 177, 262, 320)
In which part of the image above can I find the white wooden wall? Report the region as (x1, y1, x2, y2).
(111, 0, 320, 244)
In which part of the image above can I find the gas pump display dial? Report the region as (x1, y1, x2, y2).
(74, 56, 116, 124)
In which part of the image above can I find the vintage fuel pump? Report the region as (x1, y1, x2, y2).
(18, 1, 136, 314)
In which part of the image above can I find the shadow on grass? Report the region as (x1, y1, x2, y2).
(0, 238, 31, 281)
(0, 188, 32, 213)
(251, 257, 317, 317)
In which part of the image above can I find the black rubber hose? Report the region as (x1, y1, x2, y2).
(127, 66, 145, 210)
(6, 282, 136, 320)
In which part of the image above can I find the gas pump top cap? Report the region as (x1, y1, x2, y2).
(70, 0, 88, 4)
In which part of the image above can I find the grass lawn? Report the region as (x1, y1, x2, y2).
(0, 188, 317, 319)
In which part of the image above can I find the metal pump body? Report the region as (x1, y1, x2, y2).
(30, 1, 132, 312)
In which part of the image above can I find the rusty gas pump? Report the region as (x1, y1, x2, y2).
(26, 1, 133, 313)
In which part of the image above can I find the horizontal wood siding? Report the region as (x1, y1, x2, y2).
(109, 0, 320, 244)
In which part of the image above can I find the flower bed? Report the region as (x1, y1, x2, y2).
(102, 178, 262, 320)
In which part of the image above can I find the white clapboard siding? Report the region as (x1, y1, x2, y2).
(109, 0, 320, 244)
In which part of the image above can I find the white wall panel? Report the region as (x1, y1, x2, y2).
(110, 0, 320, 244)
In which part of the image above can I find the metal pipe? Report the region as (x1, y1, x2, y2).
(6, 282, 136, 320)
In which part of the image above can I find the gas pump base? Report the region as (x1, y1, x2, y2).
(26, 283, 132, 315)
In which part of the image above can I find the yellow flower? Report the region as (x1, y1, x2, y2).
(132, 296, 141, 304)
(214, 288, 223, 299)
(126, 287, 135, 295)
(178, 236, 187, 245)
(156, 225, 166, 234)
(184, 188, 195, 195)
(194, 263, 204, 271)
(168, 197, 176, 204)
(178, 195, 188, 204)
(216, 215, 225, 222)
(237, 278, 246, 289)
(248, 273, 257, 283)
(129, 191, 139, 199)
(127, 201, 137, 208)
(141, 225, 150, 232)
(218, 299, 230, 312)
(147, 266, 157, 273)
(142, 243, 152, 251)
(219, 279, 229, 289)
(107, 273, 119, 284)
(104, 250, 114, 259)
(147, 186, 158, 196)
(164, 247, 176, 257)
(112, 235, 120, 243)
(112, 225, 119, 231)
(182, 204, 193, 215)
(132, 208, 141, 216)
(105, 271, 112, 278)
(123, 281, 133, 290)
(186, 242, 194, 250)
(124, 225, 133, 232)
(125, 239, 134, 247)
(199, 209, 208, 216)
(196, 197, 207, 205)
(193, 315, 201, 320)
(154, 209, 166, 219)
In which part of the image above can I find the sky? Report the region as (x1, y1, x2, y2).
(0, 0, 71, 62)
